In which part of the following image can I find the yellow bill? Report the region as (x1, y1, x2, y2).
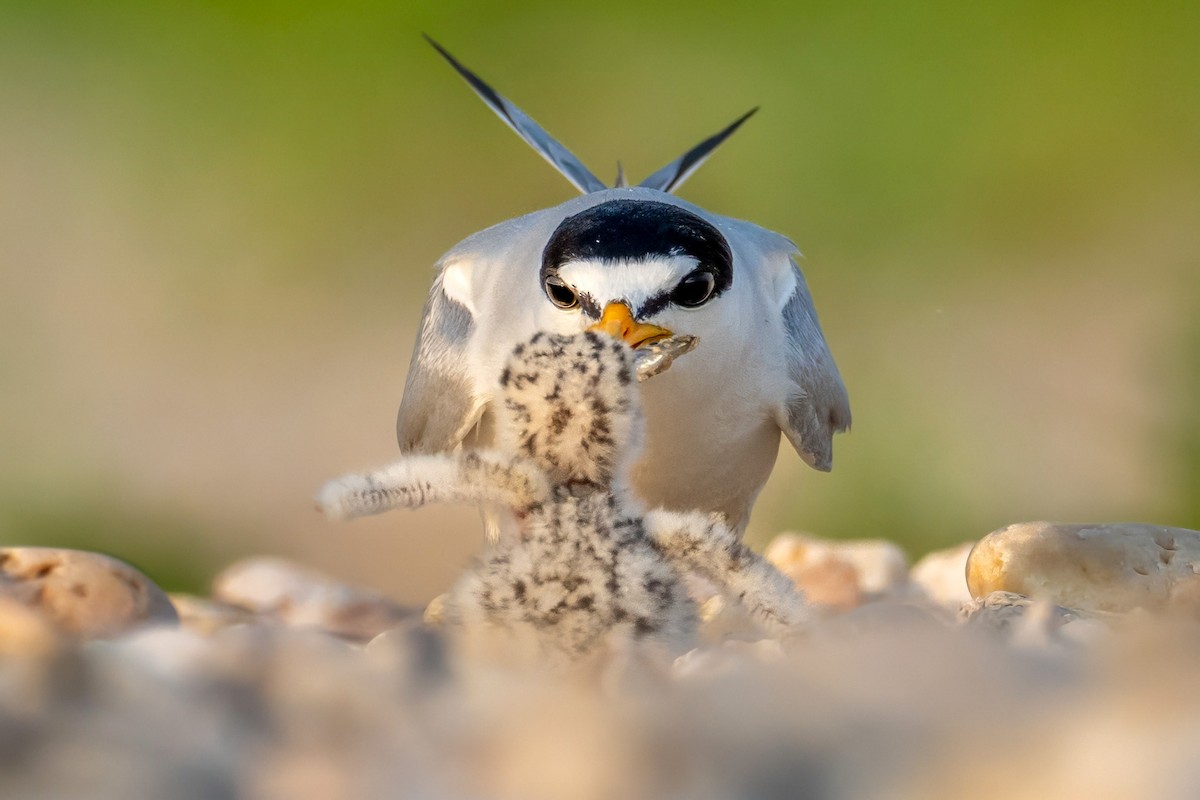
(588, 302, 672, 348)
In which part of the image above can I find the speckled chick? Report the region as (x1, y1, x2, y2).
(319, 331, 807, 662)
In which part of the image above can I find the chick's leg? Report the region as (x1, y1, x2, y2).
(317, 451, 548, 521)
(644, 509, 809, 635)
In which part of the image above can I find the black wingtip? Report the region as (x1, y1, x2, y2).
(422, 34, 456, 70)
(422, 35, 512, 126)
(422, 34, 456, 67)
(638, 106, 761, 193)
(672, 106, 759, 183)
(727, 107, 759, 139)
(421, 35, 606, 194)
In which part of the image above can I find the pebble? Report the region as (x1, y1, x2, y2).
(959, 590, 1081, 632)
(695, 594, 767, 643)
(87, 626, 216, 686)
(0, 597, 61, 658)
(958, 591, 1108, 651)
(909, 542, 974, 607)
(364, 620, 451, 686)
(817, 599, 947, 640)
(966, 522, 1200, 614)
(765, 533, 909, 610)
(211, 557, 417, 641)
(423, 593, 447, 626)
(168, 594, 257, 636)
(0, 547, 177, 639)
(672, 638, 786, 680)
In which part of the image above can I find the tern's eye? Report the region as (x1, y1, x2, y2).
(544, 274, 579, 309)
(672, 270, 717, 308)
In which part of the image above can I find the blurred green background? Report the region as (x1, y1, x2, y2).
(1, 0, 1197, 601)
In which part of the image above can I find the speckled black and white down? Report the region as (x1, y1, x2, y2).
(319, 331, 807, 661)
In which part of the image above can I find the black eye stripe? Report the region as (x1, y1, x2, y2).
(637, 292, 670, 319)
(578, 292, 602, 319)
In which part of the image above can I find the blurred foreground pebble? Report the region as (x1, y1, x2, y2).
(1, 523, 1199, 799)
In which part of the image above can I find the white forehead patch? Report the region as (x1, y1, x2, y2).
(557, 255, 698, 312)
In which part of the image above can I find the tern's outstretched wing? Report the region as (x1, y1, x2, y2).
(425, 36, 606, 194)
(396, 268, 486, 454)
(777, 257, 852, 471)
(638, 108, 758, 194)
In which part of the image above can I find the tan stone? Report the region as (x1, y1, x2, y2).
(958, 591, 1109, 650)
(0, 547, 177, 639)
(212, 557, 416, 641)
(765, 532, 909, 610)
(791, 556, 864, 612)
(423, 593, 447, 626)
(909, 542, 975, 607)
(0, 596, 61, 658)
(168, 593, 257, 636)
(959, 590, 1078, 631)
(966, 522, 1200, 614)
(364, 620, 450, 685)
(695, 594, 762, 643)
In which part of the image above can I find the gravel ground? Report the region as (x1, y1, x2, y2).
(2, 530, 1199, 800)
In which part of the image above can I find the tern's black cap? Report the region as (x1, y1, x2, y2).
(540, 199, 733, 293)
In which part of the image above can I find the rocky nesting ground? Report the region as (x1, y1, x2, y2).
(3, 521, 1200, 799)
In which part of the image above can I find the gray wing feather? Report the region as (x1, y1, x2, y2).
(779, 259, 851, 471)
(396, 271, 484, 454)
(425, 36, 607, 194)
(639, 108, 758, 193)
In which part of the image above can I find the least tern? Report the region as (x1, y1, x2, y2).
(396, 39, 851, 533)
